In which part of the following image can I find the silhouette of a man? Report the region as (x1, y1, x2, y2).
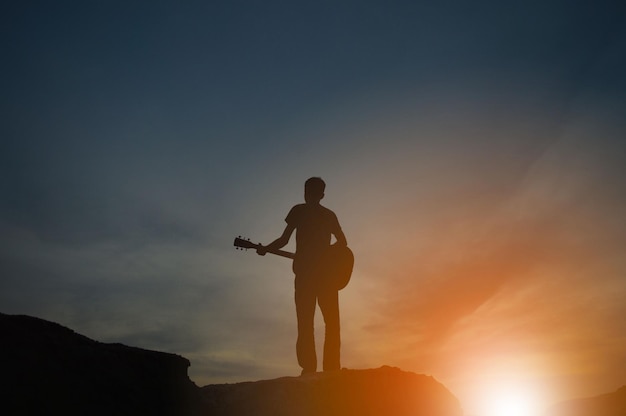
(257, 177, 347, 375)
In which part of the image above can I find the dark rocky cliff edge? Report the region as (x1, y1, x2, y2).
(1, 313, 202, 416)
(2, 313, 463, 416)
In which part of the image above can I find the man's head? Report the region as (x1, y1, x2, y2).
(304, 177, 325, 204)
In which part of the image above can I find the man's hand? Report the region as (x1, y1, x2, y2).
(257, 225, 294, 256)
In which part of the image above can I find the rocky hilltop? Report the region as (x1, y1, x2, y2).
(1, 313, 202, 415)
(202, 366, 462, 416)
(2, 313, 462, 416)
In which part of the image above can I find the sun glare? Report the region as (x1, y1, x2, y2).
(480, 385, 541, 416)
(489, 392, 536, 416)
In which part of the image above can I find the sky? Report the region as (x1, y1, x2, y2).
(2, 1, 625, 415)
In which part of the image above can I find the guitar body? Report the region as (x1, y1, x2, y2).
(234, 237, 354, 290)
(324, 245, 354, 291)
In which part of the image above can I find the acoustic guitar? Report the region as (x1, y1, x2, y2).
(233, 236, 354, 290)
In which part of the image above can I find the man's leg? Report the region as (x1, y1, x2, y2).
(295, 276, 317, 374)
(318, 288, 340, 371)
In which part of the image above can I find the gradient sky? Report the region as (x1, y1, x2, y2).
(2, 1, 625, 415)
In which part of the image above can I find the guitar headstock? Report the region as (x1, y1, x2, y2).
(234, 236, 258, 250)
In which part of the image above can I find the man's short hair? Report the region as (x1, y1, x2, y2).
(305, 177, 326, 195)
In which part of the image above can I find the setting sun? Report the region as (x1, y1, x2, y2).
(487, 390, 539, 416)
(477, 385, 542, 416)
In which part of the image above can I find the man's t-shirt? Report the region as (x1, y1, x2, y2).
(285, 203, 342, 271)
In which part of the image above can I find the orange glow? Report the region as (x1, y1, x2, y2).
(478, 384, 542, 416)
(335, 136, 626, 415)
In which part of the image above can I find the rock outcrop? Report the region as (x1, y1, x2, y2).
(2, 312, 463, 416)
(1, 313, 202, 416)
(201, 366, 463, 416)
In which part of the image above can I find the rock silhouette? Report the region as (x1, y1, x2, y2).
(2, 313, 462, 416)
(545, 386, 626, 416)
(201, 366, 463, 416)
(1, 313, 202, 416)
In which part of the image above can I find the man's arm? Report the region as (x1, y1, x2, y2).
(257, 223, 295, 256)
(333, 227, 347, 247)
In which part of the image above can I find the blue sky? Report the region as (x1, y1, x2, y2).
(2, 1, 625, 414)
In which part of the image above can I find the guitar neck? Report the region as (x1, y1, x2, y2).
(266, 247, 295, 260)
(234, 237, 295, 260)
